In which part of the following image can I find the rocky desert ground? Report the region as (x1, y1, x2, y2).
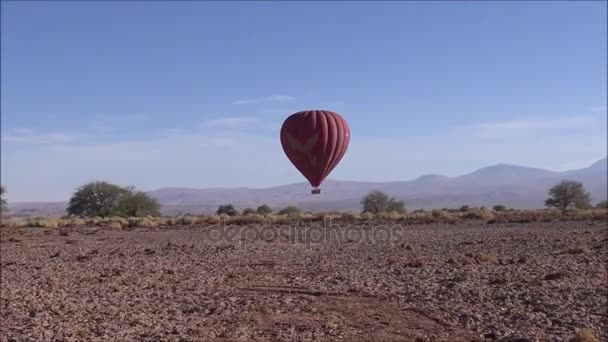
(1, 220, 607, 342)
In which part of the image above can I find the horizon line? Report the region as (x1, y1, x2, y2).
(6, 156, 606, 204)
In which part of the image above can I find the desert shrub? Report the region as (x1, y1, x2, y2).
(595, 200, 608, 209)
(459, 205, 470, 212)
(205, 215, 222, 225)
(216, 204, 238, 216)
(569, 328, 600, 342)
(85, 217, 102, 226)
(447, 254, 475, 266)
(360, 211, 375, 220)
(128, 217, 157, 228)
(229, 214, 267, 225)
(374, 211, 404, 221)
(28, 218, 59, 228)
(486, 213, 507, 224)
(1, 218, 27, 228)
(461, 209, 495, 221)
(109, 216, 129, 226)
(473, 252, 497, 263)
(178, 215, 200, 225)
(493, 205, 507, 212)
(341, 212, 361, 221)
(108, 222, 123, 230)
(566, 246, 591, 255)
(410, 212, 436, 224)
(155, 217, 171, 226)
(271, 214, 291, 224)
(295, 212, 316, 222)
(242, 208, 256, 215)
(278, 206, 301, 216)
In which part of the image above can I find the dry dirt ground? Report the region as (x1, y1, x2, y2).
(1, 220, 607, 342)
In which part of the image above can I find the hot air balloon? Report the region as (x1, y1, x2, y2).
(280, 110, 350, 194)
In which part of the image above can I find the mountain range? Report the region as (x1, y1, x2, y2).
(6, 157, 607, 218)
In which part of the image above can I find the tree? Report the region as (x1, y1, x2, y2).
(544, 180, 591, 212)
(256, 204, 272, 215)
(596, 200, 608, 209)
(66, 181, 160, 217)
(67, 181, 131, 217)
(119, 191, 161, 217)
(0, 185, 7, 213)
(360, 190, 406, 214)
(217, 204, 238, 216)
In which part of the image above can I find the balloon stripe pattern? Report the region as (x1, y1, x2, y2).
(280, 110, 350, 188)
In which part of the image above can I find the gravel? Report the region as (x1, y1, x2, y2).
(1, 220, 606, 341)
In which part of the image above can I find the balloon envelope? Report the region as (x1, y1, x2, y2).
(280, 110, 350, 188)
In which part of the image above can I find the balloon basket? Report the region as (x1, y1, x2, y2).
(311, 188, 321, 195)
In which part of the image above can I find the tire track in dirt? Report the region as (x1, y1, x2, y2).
(220, 244, 478, 341)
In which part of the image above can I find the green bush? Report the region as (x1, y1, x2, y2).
(119, 191, 161, 217)
(256, 204, 272, 215)
(278, 206, 301, 216)
(216, 204, 238, 216)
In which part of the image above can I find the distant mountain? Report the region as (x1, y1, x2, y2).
(6, 157, 607, 217)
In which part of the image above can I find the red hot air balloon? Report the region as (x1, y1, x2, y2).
(280, 110, 350, 194)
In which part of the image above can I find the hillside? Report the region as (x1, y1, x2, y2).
(6, 157, 607, 217)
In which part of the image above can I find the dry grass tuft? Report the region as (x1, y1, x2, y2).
(1, 218, 28, 228)
(178, 215, 200, 225)
(66, 218, 86, 228)
(128, 217, 157, 228)
(566, 246, 591, 255)
(28, 218, 60, 228)
(451, 271, 468, 282)
(569, 328, 600, 342)
(544, 271, 568, 281)
(228, 214, 267, 225)
(374, 211, 405, 221)
(447, 254, 475, 266)
(405, 256, 427, 268)
(341, 212, 361, 221)
(473, 252, 498, 264)
(108, 222, 123, 230)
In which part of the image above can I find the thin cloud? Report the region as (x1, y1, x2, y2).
(89, 113, 149, 133)
(203, 116, 258, 129)
(232, 95, 295, 105)
(2, 129, 78, 145)
(589, 105, 607, 112)
(465, 116, 595, 139)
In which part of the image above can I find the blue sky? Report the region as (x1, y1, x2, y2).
(1, 1, 606, 201)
